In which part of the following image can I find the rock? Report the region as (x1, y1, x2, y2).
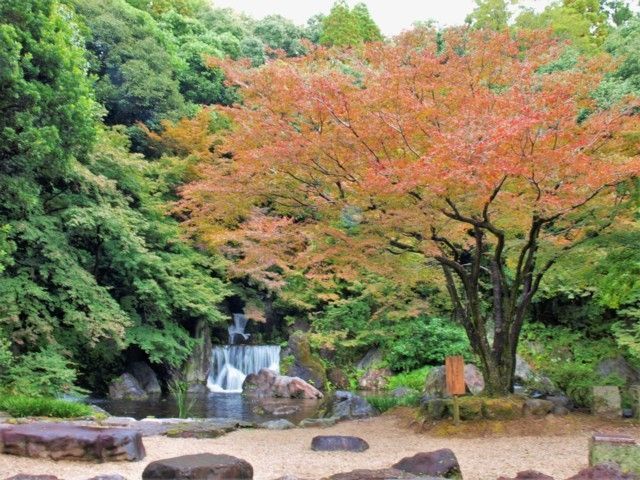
(597, 357, 640, 385)
(589, 433, 640, 476)
(4, 476, 62, 480)
(243, 368, 324, 400)
(142, 453, 253, 479)
(482, 397, 525, 420)
(523, 399, 554, 416)
(566, 462, 640, 480)
(464, 364, 485, 395)
(310, 435, 369, 452)
(108, 373, 148, 401)
(183, 318, 213, 393)
(457, 396, 484, 420)
(592, 386, 622, 417)
(422, 398, 451, 420)
(424, 365, 485, 397)
(164, 424, 227, 439)
(258, 401, 301, 416)
(325, 468, 421, 480)
(358, 368, 392, 390)
(327, 367, 350, 390)
(393, 449, 462, 478)
(497, 471, 555, 480)
(86, 476, 127, 480)
(631, 385, 640, 420)
(356, 349, 384, 371)
(298, 417, 338, 428)
(391, 387, 417, 398)
(287, 332, 327, 390)
(515, 355, 536, 383)
(329, 391, 377, 420)
(0, 423, 145, 462)
(552, 406, 569, 416)
(128, 361, 161, 395)
(261, 419, 296, 430)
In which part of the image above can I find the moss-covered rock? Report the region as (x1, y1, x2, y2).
(455, 396, 484, 420)
(589, 435, 640, 475)
(287, 331, 327, 390)
(483, 396, 525, 420)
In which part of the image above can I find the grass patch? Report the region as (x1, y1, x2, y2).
(367, 392, 422, 412)
(0, 395, 93, 418)
(387, 366, 431, 391)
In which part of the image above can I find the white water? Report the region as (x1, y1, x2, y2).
(207, 345, 281, 393)
(228, 313, 250, 344)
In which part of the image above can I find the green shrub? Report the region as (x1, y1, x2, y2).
(366, 392, 421, 412)
(387, 366, 431, 391)
(520, 323, 626, 407)
(386, 317, 471, 372)
(0, 396, 93, 418)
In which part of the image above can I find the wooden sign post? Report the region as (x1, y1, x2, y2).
(445, 355, 466, 425)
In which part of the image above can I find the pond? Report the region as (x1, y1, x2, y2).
(89, 392, 324, 423)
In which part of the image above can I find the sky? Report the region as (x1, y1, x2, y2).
(211, 0, 555, 36)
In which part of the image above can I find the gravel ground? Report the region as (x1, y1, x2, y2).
(0, 415, 638, 480)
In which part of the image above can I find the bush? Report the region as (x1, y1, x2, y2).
(386, 316, 471, 372)
(520, 323, 626, 406)
(366, 392, 421, 412)
(0, 396, 93, 418)
(387, 366, 431, 391)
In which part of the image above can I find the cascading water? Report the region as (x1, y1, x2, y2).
(207, 345, 281, 393)
(208, 313, 280, 393)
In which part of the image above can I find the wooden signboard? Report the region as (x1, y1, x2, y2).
(445, 355, 466, 396)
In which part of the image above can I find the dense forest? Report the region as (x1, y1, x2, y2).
(1, 0, 640, 404)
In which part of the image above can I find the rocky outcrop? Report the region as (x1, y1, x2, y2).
(142, 453, 253, 479)
(393, 449, 461, 478)
(243, 368, 323, 399)
(424, 364, 484, 397)
(356, 349, 384, 370)
(183, 318, 213, 393)
(358, 368, 392, 390)
(287, 332, 327, 390)
(497, 471, 555, 480)
(597, 357, 640, 385)
(108, 373, 148, 400)
(311, 435, 369, 452)
(0, 424, 145, 462)
(128, 361, 161, 395)
(328, 391, 377, 420)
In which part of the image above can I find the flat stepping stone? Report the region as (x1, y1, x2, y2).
(0, 423, 145, 462)
(311, 435, 369, 452)
(142, 453, 253, 479)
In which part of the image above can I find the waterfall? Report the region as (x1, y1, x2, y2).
(207, 345, 281, 393)
(228, 313, 250, 344)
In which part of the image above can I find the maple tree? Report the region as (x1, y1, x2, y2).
(178, 28, 640, 395)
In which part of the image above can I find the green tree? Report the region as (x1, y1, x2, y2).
(466, 0, 514, 30)
(320, 1, 383, 47)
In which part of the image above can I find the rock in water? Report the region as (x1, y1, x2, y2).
(129, 361, 161, 395)
(0, 424, 145, 462)
(142, 453, 253, 479)
(243, 368, 323, 399)
(108, 373, 148, 400)
(311, 435, 369, 452)
(393, 449, 461, 478)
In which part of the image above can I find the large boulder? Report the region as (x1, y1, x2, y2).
(592, 386, 622, 417)
(311, 435, 369, 452)
(356, 349, 384, 370)
(497, 471, 555, 480)
(329, 391, 377, 420)
(358, 368, 392, 390)
(142, 453, 253, 479)
(243, 368, 323, 399)
(424, 365, 484, 397)
(0, 424, 145, 462)
(108, 373, 148, 401)
(325, 468, 423, 480)
(393, 449, 462, 478)
(566, 463, 639, 480)
(129, 361, 161, 395)
(597, 357, 640, 385)
(287, 332, 327, 390)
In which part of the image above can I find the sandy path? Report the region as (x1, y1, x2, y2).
(0, 416, 637, 480)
